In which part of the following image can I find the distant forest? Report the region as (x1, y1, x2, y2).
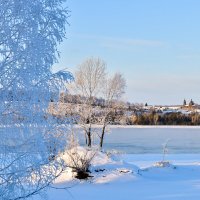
(132, 112, 200, 126)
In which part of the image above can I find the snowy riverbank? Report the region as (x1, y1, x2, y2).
(33, 152, 200, 200)
(73, 124, 200, 129)
(108, 125, 200, 129)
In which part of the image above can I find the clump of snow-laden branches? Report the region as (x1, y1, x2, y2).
(65, 146, 96, 179)
(0, 0, 73, 199)
(63, 131, 96, 179)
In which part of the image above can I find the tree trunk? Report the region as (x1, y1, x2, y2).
(87, 127, 92, 147)
(84, 131, 88, 146)
(100, 124, 106, 148)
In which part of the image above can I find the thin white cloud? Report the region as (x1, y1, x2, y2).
(74, 33, 166, 48)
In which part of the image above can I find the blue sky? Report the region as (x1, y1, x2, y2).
(54, 0, 200, 105)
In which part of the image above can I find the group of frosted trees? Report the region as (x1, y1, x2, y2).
(69, 57, 126, 148)
(0, 0, 72, 199)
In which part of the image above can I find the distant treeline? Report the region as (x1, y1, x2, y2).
(58, 94, 200, 126)
(132, 112, 200, 126)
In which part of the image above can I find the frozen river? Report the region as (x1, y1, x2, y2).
(78, 126, 200, 154)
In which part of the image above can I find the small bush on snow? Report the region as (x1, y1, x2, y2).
(65, 146, 96, 179)
(154, 139, 172, 168)
(154, 161, 171, 168)
(64, 132, 97, 179)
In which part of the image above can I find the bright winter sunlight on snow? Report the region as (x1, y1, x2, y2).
(1, 1, 200, 200)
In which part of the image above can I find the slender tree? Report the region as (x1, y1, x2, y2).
(99, 73, 126, 148)
(74, 57, 106, 147)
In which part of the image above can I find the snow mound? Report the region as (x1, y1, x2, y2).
(56, 146, 139, 184)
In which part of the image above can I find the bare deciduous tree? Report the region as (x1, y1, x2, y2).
(66, 58, 126, 149)
(74, 57, 106, 147)
(99, 73, 126, 148)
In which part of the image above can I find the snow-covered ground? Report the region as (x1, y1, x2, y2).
(33, 152, 200, 200)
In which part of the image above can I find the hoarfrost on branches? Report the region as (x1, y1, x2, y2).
(0, 0, 72, 199)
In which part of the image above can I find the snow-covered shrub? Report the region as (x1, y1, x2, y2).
(64, 146, 97, 179)
(154, 139, 171, 168)
(0, 0, 73, 199)
(154, 161, 171, 168)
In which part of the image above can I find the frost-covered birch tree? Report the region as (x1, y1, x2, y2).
(0, 0, 72, 199)
(74, 58, 106, 147)
(70, 57, 125, 148)
(99, 73, 126, 148)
